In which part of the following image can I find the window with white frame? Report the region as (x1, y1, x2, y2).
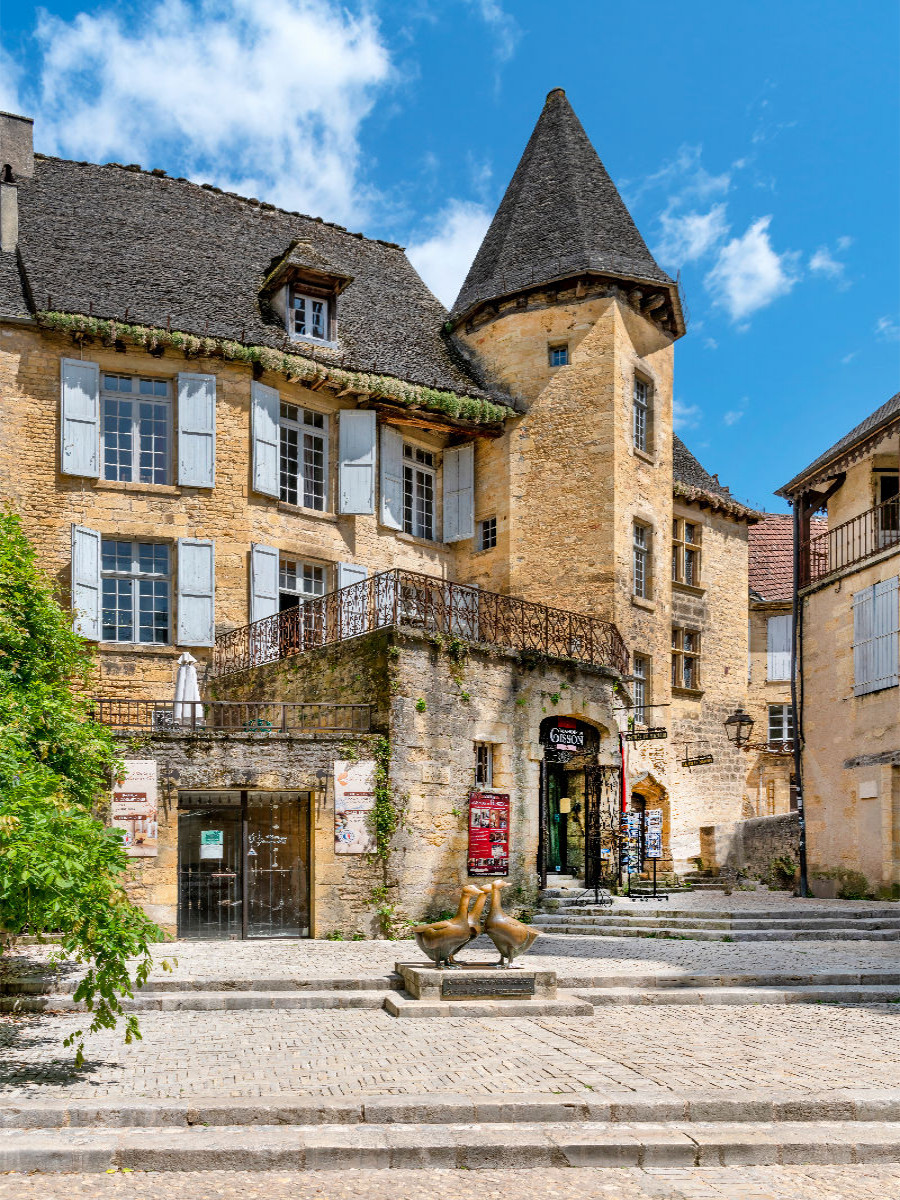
(290, 289, 330, 343)
(403, 444, 436, 540)
(279, 402, 328, 510)
(672, 518, 701, 586)
(633, 377, 651, 453)
(633, 521, 651, 599)
(632, 654, 649, 724)
(768, 703, 794, 744)
(278, 556, 327, 606)
(101, 374, 171, 484)
(101, 540, 170, 644)
(671, 626, 700, 690)
(474, 742, 494, 789)
(479, 516, 497, 551)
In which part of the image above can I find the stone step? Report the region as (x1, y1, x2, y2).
(535, 912, 900, 931)
(1, 974, 397, 998)
(577, 984, 900, 1005)
(532, 922, 900, 941)
(547, 903, 900, 918)
(0, 990, 389, 1014)
(3, 1120, 900, 1171)
(558, 971, 900, 989)
(383, 991, 593, 1018)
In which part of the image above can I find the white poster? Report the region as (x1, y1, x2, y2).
(334, 759, 377, 854)
(646, 808, 663, 829)
(111, 759, 159, 857)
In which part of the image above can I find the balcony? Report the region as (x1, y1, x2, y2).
(213, 568, 629, 680)
(91, 699, 371, 734)
(803, 497, 899, 585)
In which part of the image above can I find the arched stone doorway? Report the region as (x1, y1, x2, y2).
(537, 716, 614, 888)
(627, 771, 671, 878)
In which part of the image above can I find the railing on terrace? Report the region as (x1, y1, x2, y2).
(803, 497, 899, 585)
(213, 568, 630, 680)
(91, 699, 371, 734)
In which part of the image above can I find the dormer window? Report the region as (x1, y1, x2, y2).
(291, 290, 330, 343)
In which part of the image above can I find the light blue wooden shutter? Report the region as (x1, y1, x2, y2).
(853, 584, 875, 695)
(250, 543, 279, 624)
(71, 524, 101, 641)
(339, 409, 376, 514)
(177, 538, 215, 646)
(61, 358, 100, 477)
(443, 443, 475, 543)
(379, 424, 403, 529)
(177, 372, 216, 486)
(873, 576, 899, 692)
(337, 562, 368, 638)
(766, 614, 792, 681)
(251, 381, 280, 497)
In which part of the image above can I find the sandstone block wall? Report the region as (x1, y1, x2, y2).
(699, 813, 800, 878)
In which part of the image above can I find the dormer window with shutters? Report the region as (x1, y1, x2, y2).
(261, 239, 352, 349)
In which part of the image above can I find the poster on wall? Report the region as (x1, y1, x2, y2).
(467, 792, 510, 876)
(111, 759, 158, 857)
(334, 759, 377, 854)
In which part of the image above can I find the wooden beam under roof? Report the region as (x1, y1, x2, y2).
(365, 401, 505, 439)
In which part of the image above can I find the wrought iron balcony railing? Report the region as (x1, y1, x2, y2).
(213, 568, 630, 680)
(91, 699, 371, 734)
(802, 496, 899, 585)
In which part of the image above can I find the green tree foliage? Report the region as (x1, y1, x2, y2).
(0, 512, 166, 1064)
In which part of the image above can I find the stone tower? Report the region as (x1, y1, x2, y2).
(450, 89, 684, 680)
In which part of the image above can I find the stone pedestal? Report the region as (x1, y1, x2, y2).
(384, 960, 593, 1018)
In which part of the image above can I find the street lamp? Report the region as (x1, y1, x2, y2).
(724, 706, 754, 748)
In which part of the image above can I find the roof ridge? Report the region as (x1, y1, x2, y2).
(32, 153, 407, 252)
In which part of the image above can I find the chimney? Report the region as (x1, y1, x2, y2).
(0, 111, 35, 253)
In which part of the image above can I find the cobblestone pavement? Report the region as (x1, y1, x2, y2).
(3, 1002, 899, 1099)
(2, 1165, 900, 1199)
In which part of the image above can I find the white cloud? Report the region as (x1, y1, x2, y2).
(841, 351, 858, 365)
(628, 144, 731, 208)
(19, 0, 392, 226)
(0, 45, 23, 114)
(673, 399, 702, 431)
(703, 337, 718, 350)
(723, 409, 744, 426)
(656, 203, 729, 267)
(407, 200, 492, 307)
(704, 216, 800, 322)
(465, 0, 521, 63)
(809, 247, 843, 278)
(875, 315, 900, 342)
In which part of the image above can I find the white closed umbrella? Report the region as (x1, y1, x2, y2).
(173, 652, 203, 726)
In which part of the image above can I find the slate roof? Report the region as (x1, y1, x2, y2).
(672, 436, 758, 522)
(778, 392, 900, 496)
(749, 513, 828, 602)
(451, 89, 676, 323)
(0, 155, 497, 402)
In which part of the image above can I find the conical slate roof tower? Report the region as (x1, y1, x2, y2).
(451, 89, 682, 336)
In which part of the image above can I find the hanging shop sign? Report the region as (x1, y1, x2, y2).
(468, 792, 510, 877)
(539, 717, 599, 762)
(111, 759, 159, 857)
(623, 727, 668, 742)
(682, 754, 715, 768)
(334, 759, 377, 854)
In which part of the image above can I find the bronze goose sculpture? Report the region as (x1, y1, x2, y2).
(411, 884, 482, 969)
(481, 880, 540, 967)
(447, 884, 490, 964)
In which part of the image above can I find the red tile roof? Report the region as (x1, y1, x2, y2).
(748, 513, 827, 601)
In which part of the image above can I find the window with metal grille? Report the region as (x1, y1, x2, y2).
(549, 344, 569, 367)
(633, 377, 650, 452)
(474, 742, 493, 788)
(633, 522, 651, 598)
(279, 402, 328, 510)
(671, 626, 700, 690)
(672, 518, 701, 586)
(101, 540, 170, 644)
(402, 444, 435, 540)
(632, 654, 649, 724)
(290, 290, 330, 342)
(101, 374, 171, 484)
(767, 703, 794, 743)
(479, 516, 497, 551)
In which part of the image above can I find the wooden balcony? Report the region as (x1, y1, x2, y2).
(802, 497, 899, 585)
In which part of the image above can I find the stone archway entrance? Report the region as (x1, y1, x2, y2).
(537, 716, 606, 889)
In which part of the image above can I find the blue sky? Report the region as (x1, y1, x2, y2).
(2, 0, 897, 511)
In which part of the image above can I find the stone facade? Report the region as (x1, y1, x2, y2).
(746, 599, 795, 818)
(699, 813, 800, 879)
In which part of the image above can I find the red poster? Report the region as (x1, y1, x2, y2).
(467, 792, 510, 877)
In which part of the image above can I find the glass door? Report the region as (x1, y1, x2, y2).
(177, 793, 243, 939)
(246, 792, 310, 937)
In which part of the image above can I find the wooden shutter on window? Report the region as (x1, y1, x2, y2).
(873, 576, 900, 692)
(443, 443, 475, 543)
(339, 410, 376, 514)
(766, 614, 792, 681)
(177, 372, 216, 486)
(71, 524, 101, 641)
(379, 424, 403, 529)
(61, 358, 100, 477)
(177, 538, 215, 646)
(251, 381, 280, 497)
(853, 584, 875, 695)
(250, 543, 279, 624)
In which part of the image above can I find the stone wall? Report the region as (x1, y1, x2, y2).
(699, 813, 800, 878)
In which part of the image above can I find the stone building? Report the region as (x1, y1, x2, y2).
(0, 91, 756, 936)
(778, 392, 899, 895)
